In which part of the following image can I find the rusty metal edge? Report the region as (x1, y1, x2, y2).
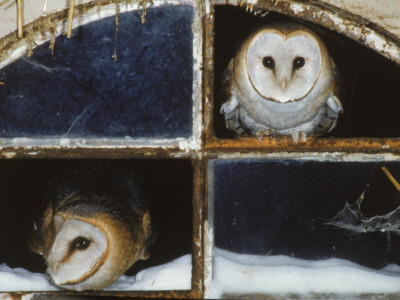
(0, 146, 199, 159)
(205, 137, 400, 154)
(221, 292, 400, 299)
(204, 0, 216, 143)
(191, 158, 206, 298)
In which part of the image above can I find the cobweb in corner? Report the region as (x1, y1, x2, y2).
(326, 183, 400, 235)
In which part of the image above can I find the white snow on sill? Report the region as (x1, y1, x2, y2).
(3, 249, 400, 297)
(207, 248, 400, 298)
(0, 264, 57, 291)
(0, 254, 191, 292)
(105, 254, 192, 291)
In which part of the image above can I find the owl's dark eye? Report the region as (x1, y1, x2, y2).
(71, 237, 91, 251)
(293, 57, 305, 69)
(262, 56, 275, 69)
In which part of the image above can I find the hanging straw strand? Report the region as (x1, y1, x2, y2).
(67, 0, 75, 38)
(382, 167, 400, 192)
(17, 0, 23, 38)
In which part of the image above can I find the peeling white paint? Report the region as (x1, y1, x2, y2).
(204, 221, 214, 299)
(189, 0, 204, 152)
(321, 0, 400, 39)
(21, 295, 37, 300)
(178, 139, 201, 152)
(289, 2, 304, 14)
(204, 160, 216, 298)
(0, 138, 200, 157)
(247, 0, 259, 5)
(205, 0, 211, 14)
(0, 137, 199, 151)
(0, 0, 195, 39)
(11, 137, 30, 144)
(205, 152, 400, 162)
(2, 152, 16, 158)
(294, 1, 400, 63)
(59, 138, 71, 146)
(211, 0, 400, 64)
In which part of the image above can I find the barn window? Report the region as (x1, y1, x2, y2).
(1, 0, 400, 299)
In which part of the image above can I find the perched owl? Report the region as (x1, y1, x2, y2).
(27, 167, 153, 291)
(220, 23, 343, 142)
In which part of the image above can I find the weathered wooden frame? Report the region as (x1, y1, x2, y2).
(1, 0, 400, 299)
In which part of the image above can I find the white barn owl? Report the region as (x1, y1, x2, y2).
(27, 167, 153, 291)
(220, 23, 343, 142)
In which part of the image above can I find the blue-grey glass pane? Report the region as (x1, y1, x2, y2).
(0, 5, 193, 138)
(213, 159, 400, 268)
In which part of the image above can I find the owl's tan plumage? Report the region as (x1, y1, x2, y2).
(221, 22, 343, 142)
(27, 167, 153, 291)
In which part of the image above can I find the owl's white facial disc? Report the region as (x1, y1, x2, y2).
(246, 30, 322, 103)
(46, 217, 108, 286)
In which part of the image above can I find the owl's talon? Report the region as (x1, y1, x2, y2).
(291, 132, 299, 144)
(299, 131, 307, 142)
(291, 131, 307, 144)
(255, 129, 275, 141)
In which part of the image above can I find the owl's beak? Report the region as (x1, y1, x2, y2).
(280, 79, 287, 92)
(275, 66, 289, 92)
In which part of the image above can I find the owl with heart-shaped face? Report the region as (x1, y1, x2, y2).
(220, 23, 343, 142)
(27, 167, 153, 291)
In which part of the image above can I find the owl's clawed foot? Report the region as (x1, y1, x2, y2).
(255, 129, 275, 141)
(291, 131, 307, 144)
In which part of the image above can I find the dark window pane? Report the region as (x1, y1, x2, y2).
(213, 159, 400, 269)
(0, 5, 193, 138)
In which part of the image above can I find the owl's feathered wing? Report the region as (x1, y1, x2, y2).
(26, 199, 54, 256)
(220, 59, 248, 135)
(314, 93, 343, 134)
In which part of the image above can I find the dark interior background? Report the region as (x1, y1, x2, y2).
(0, 159, 193, 277)
(213, 5, 400, 138)
(213, 159, 400, 269)
(0, 5, 194, 138)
